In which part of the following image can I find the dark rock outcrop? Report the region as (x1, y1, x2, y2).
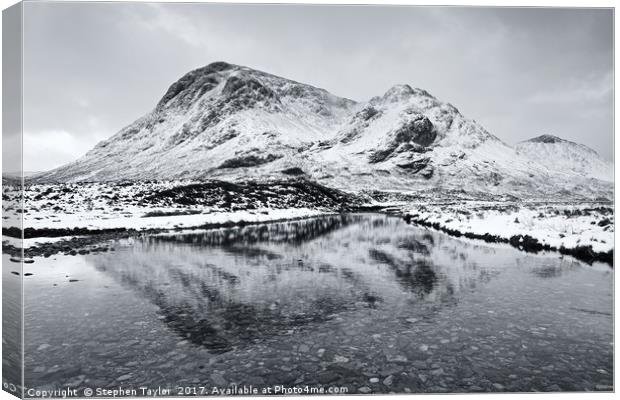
(339, 106, 382, 144)
(394, 114, 436, 146)
(526, 134, 566, 144)
(218, 154, 282, 169)
(221, 74, 281, 109)
(281, 167, 305, 176)
(157, 61, 233, 110)
(396, 157, 432, 173)
(368, 114, 436, 163)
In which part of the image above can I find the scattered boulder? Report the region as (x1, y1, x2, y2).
(420, 166, 434, 179)
(396, 157, 432, 173)
(369, 145, 399, 163)
(210, 372, 227, 387)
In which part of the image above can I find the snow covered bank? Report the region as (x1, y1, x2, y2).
(2, 179, 361, 257)
(2, 179, 365, 235)
(2, 180, 614, 265)
(2, 208, 337, 259)
(402, 202, 613, 264)
(21, 207, 328, 234)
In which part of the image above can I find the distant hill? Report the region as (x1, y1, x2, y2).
(516, 134, 612, 182)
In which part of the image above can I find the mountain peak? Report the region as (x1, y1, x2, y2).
(204, 61, 236, 71)
(380, 84, 435, 104)
(155, 61, 239, 110)
(525, 134, 566, 144)
(385, 84, 415, 96)
(155, 61, 354, 114)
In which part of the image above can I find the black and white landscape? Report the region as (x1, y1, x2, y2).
(1, 3, 613, 397)
(6, 61, 614, 262)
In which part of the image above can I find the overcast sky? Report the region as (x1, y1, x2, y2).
(8, 2, 614, 171)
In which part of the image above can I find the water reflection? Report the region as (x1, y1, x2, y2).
(527, 258, 583, 279)
(152, 214, 359, 247)
(20, 214, 613, 393)
(368, 249, 438, 296)
(86, 215, 506, 353)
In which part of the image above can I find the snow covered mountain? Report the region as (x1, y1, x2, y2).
(36, 62, 613, 200)
(293, 84, 612, 199)
(515, 135, 613, 182)
(39, 61, 356, 182)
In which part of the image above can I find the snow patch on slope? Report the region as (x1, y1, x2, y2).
(516, 135, 612, 182)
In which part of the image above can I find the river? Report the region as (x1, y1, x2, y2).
(4, 214, 613, 394)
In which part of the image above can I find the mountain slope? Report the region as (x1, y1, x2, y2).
(515, 135, 613, 182)
(293, 84, 610, 199)
(38, 62, 356, 182)
(36, 62, 613, 200)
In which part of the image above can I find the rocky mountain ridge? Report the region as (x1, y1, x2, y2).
(34, 62, 613, 200)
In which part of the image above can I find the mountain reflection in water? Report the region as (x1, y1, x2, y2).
(19, 213, 613, 393)
(89, 215, 500, 353)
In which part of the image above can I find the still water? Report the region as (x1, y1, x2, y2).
(8, 214, 614, 394)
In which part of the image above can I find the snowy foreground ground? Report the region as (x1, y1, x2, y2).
(2, 180, 614, 264)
